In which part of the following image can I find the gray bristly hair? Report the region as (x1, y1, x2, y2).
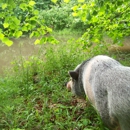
(67, 55, 130, 130)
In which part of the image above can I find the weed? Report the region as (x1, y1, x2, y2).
(0, 31, 129, 130)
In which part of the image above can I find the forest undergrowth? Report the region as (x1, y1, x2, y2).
(0, 31, 130, 130)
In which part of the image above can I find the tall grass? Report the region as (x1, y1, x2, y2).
(0, 31, 129, 130)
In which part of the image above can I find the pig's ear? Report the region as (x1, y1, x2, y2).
(69, 71, 79, 80)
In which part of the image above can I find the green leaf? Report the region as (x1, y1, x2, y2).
(72, 12, 78, 17)
(92, 16, 98, 22)
(72, 5, 78, 11)
(3, 23, 9, 28)
(33, 10, 39, 15)
(90, 2, 95, 7)
(0, 33, 4, 39)
(34, 39, 40, 45)
(47, 36, 59, 44)
(13, 18, 20, 26)
(14, 31, 23, 38)
(64, 0, 70, 3)
(86, 13, 91, 20)
(46, 27, 52, 33)
(82, 14, 86, 22)
(82, 4, 87, 9)
(51, 0, 58, 4)
(40, 37, 47, 44)
(2, 37, 13, 46)
(2, 3, 7, 9)
(22, 26, 28, 32)
(29, 1, 36, 6)
(30, 31, 35, 38)
(19, 3, 27, 11)
(78, 0, 85, 3)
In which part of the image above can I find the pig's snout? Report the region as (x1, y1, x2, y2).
(66, 81, 72, 91)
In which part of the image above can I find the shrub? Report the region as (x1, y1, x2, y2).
(40, 1, 87, 31)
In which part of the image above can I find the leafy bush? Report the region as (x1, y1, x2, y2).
(0, 0, 57, 46)
(71, 0, 130, 46)
(34, 0, 54, 10)
(40, 1, 87, 30)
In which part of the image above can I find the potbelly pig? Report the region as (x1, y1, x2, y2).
(67, 55, 130, 130)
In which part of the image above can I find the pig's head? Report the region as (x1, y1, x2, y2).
(66, 64, 86, 98)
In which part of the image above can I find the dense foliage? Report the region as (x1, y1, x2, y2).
(41, 2, 73, 30)
(71, 0, 130, 46)
(0, 0, 57, 46)
(34, 0, 54, 9)
(0, 0, 130, 46)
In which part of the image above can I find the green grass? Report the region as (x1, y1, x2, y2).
(0, 30, 130, 130)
